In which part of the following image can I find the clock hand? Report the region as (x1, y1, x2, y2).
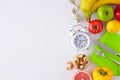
(82, 39, 87, 41)
(79, 40, 86, 42)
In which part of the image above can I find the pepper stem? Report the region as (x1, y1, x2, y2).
(98, 69, 107, 76)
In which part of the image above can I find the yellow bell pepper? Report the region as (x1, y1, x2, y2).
(93, 67, 113, 80)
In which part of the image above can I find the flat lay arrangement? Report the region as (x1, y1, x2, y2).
(66, 0, 120, 80)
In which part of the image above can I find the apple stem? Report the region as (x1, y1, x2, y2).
(105, 12, 108, 15)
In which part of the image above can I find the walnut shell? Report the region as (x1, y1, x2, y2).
(73, 54, 88, 69)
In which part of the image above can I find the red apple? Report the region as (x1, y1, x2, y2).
(115, 4, 120, 21)
(88, 19, 103, 34)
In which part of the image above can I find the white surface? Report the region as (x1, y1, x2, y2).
(0, 0, 119, 80)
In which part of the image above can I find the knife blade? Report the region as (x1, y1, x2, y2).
(96, 41, 120, 65)
(96, 41, 120, 56)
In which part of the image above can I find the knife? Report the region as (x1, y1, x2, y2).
(96, 41, 120, 65)
(96, 41, 120, 57)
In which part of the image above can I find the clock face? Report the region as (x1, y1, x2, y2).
(71, 32, 90, 50)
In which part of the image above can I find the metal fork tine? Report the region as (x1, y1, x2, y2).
(93, 47, 120, 66)
(94, 48, 104, 56)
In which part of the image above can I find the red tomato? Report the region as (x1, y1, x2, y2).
(114, 4, 120, 21)
(88, 20, 103, 34)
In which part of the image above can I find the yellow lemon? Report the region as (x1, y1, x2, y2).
(107, 20, 120, 33)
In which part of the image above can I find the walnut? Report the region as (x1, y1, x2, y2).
(73, 54, 88, 69)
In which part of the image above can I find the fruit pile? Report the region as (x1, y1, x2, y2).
(67, 0, 120, 80)
(80, 0, 120, 21)
(70, 0, 120, 34)
(89, 5, 120, 34)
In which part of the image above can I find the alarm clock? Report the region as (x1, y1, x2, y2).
(70, 24, 90, 50)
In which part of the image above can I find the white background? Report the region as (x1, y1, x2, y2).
(0, 0, 120, 80)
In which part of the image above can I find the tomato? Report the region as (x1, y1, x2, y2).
(88, 19, 103, 34)
(114, 4, 120, 21)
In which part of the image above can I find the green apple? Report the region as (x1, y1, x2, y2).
(96, 5, 114, 22)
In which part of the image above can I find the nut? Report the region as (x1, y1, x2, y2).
(80, 65, 84, 69)
(73, 54, 88, 69)
(83, 57, 88, 62)
(66, 61, 74, 70)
